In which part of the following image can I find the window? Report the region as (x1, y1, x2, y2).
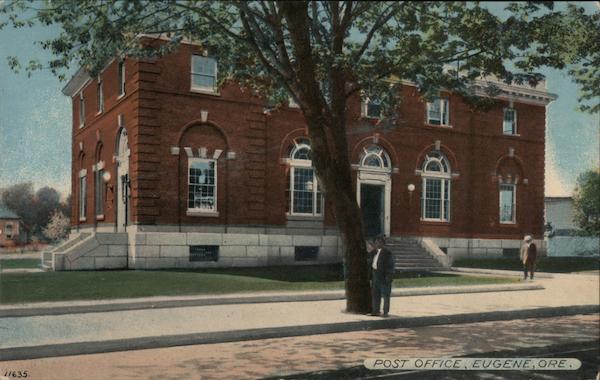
(362, 97, 381, 119)
(188, 158, 217, 212)
(97, 80, 104, 113)
(191, 55, 217, 92)
(118, 60, 126, 97)
(360, 145, 391, 171)
(79, 174, 87, 220)
(421, 151, 451, 222)
(499, 183, 516, 223)
(288, 96, 300, 108)
(5, 223, 13, 239)
(79, 93, 85, 127)
(288, 139, 323, 216)
(426, 98, 449, 126)
(503, 107, 517, 135)
(95, 167, 105, 218)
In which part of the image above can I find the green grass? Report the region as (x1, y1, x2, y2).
(0, 265, 516, 304)
(453, 257, 600, 273)
(0, 258, 40, 269)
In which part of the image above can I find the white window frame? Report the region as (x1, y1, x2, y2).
(118, 60, 126, 98)
(288, 142, 323, 217)
(426, 97, 450, 126)
(94, 161, 105, 219)
(499, 183, 517, 224)
(187, 157, 218, 215)
(503, 107, 518, 135)
(359, 145, 391, 172)
(420, 153, 451, 222)
(79, 169, 87, 221)
(288, 96, 300, 108)
(190, 55, 217, 93)
(5, 223, 13, 239)
(79, 93, 85, 128)
(97, 79, 104, 114)
(361, 97, 382, 119)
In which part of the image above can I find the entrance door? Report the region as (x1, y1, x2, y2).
(116, 129, 130, 231)
(360, 184, 385, 238)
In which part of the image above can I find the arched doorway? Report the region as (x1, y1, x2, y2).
(116, 128, 130, 231)
(356, 145, 392, 237)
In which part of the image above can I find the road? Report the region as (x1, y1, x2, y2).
(0, 314, 597, 380)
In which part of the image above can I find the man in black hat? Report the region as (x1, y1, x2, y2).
(368, 236, 395, 317)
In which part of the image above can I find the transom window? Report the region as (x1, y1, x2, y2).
(426, 98, 449, 126)
(188, 158, 217, 212)
(191, 55, 217, 92)
(503, 108, 517, 135)
(499, 183, 516, 223)
(360, 145, 391, 171)
(421, 151, 451, 222)
(288, 139, 323, 216)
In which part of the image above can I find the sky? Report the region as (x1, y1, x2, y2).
(0, 2, 598, 199)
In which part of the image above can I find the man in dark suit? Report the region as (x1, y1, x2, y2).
(368, 236, 395, 317)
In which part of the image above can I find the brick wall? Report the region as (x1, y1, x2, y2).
(70, 43, 547, 240)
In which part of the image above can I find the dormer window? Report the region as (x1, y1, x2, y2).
(191, 55, 217, 93)
(427, 97, 449, 126)
(503, 107, 517, 135)
(362, 97, 381, 119)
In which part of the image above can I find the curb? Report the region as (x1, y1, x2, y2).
(450, 267, 555, 278)
(0, 304, 597, 361)
(0, 283, 542, 318)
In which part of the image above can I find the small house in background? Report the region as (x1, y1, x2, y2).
(0, 204, 28, 247)
(545, 196, 599, 257)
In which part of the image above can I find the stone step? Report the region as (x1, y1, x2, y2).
(395, 266, 443, 272)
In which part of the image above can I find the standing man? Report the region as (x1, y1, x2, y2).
(369, 236, 395, 317)
(520, 235, 538, 280)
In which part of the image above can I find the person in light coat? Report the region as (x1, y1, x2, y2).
(520, 235, 538, 280)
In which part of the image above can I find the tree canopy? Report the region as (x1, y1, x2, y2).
(572, 170, 600, 236)
(2, 0, 597, 312)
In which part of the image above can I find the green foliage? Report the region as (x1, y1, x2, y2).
(2, 1, 597, 113)
(572, 170, 600, 236)
(1, 183, 70, 239)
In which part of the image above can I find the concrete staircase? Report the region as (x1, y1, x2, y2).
(385, 237, 445, 272)
(41, 233, 91, 270)
(41, 232, 128, 271)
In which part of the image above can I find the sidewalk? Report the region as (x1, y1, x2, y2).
(0, 273, 597, 361)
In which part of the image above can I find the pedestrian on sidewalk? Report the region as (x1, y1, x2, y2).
(520, 235, 538, 280)
(368, 236, 395, 317)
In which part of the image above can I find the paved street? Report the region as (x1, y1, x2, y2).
(0, 314, 597, 380)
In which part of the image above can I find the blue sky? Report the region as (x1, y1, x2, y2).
(0, 2, 598, 198)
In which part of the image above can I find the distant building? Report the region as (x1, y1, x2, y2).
(545, 196, 599, 257)
(53, 38, 557, 270)
(0, 205, 28, 247)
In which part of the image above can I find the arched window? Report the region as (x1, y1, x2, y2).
(359, 145, 391, 171)
(288, 139, 322, 216)
(421, 151, 451, 222)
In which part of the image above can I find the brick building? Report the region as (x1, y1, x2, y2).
(49, 40, 556, 270)
(0, 205, 28, 247)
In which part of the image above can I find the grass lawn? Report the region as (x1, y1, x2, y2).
(0, 264, 516, 304)
(453, 257, 600, 273)
(0, 259, 40, 269)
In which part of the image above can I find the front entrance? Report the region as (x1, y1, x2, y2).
(360, 184, 385, 237)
